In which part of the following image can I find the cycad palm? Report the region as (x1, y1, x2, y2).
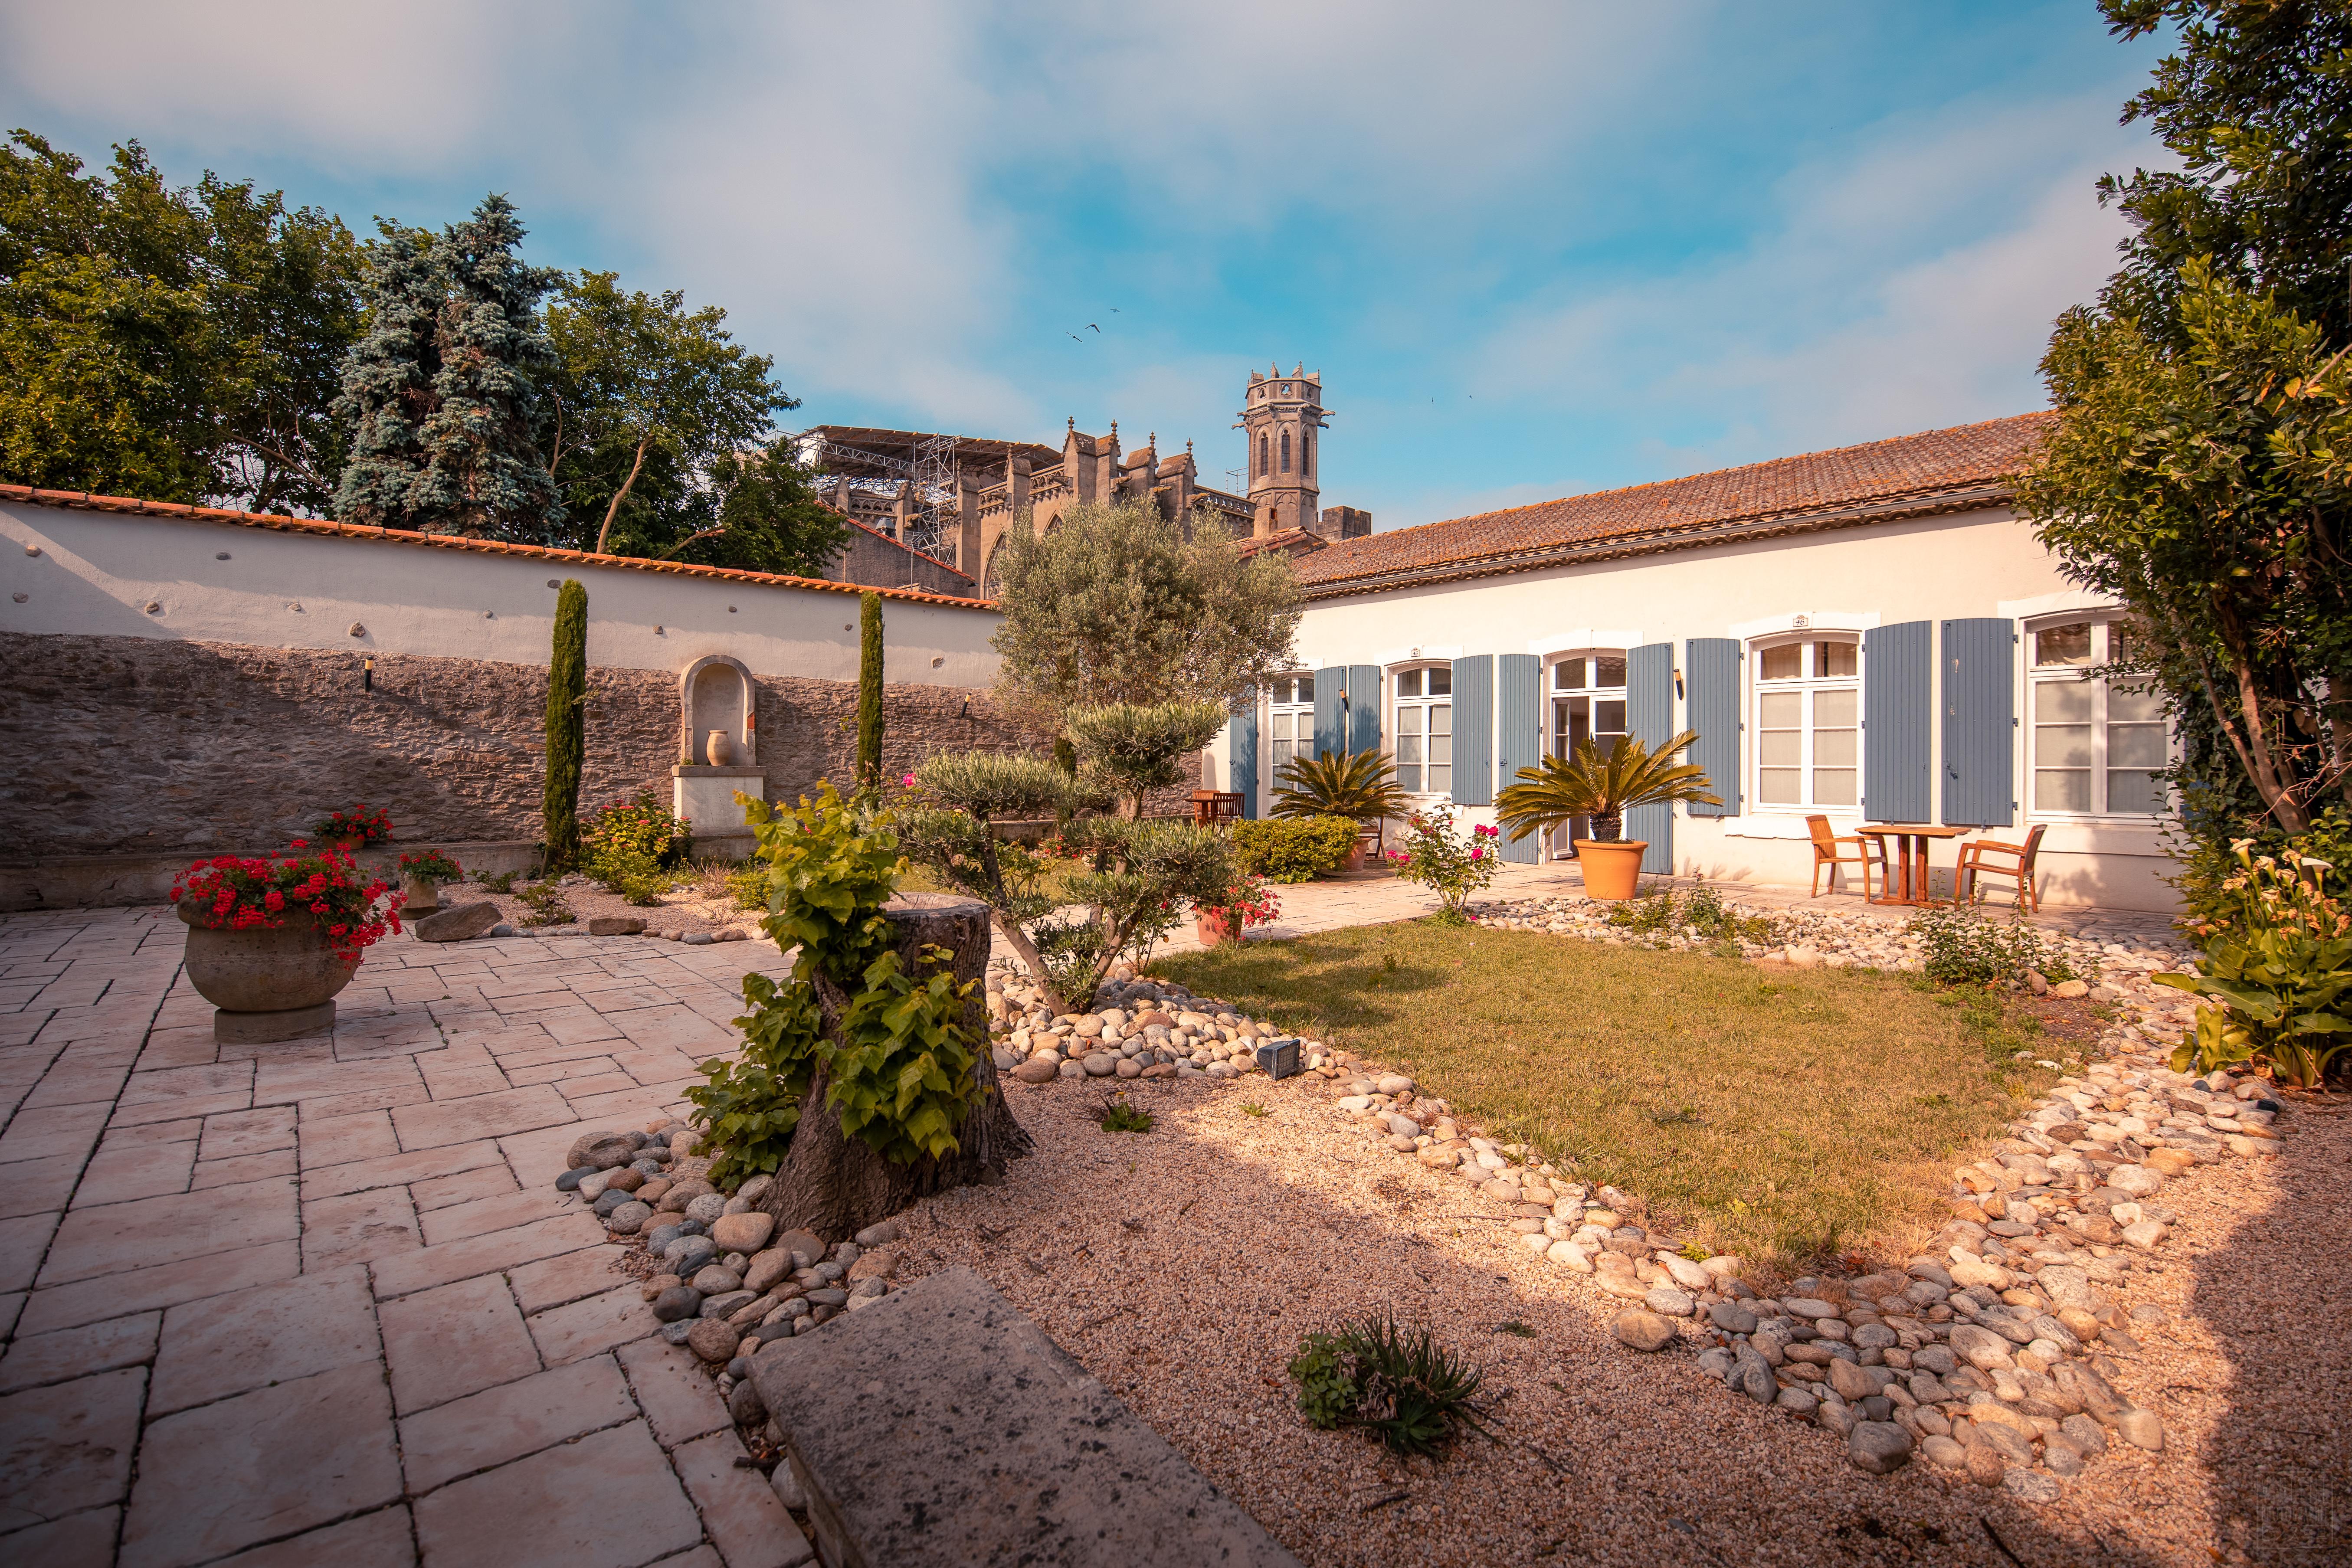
(1272, 749, 1410, 821)
(1495, 730, 1720, 843)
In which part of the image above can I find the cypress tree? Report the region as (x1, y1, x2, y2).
(543, 579, 588, 867)
(331, 194, 564, 539)
(856, 591, 884, 792)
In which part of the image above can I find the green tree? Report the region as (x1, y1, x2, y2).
(543, 580, 589, 867)
(1063, 700, 1227, 818)
(0, 131, 364, 511)
(2096, 0, 2352, 346)
(857, 591, 884, 792)
(543, 271, 796, 556)
(2017, 261, 2351, 835)
(332, 195, 564, 539)
(2015, 3, 2352, 839)
(988, 499, 1301, 730)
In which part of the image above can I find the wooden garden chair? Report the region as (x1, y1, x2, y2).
(1956, 825, 2047, 912)
(1806, 815, 1883, 897)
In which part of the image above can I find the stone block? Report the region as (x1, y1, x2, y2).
(588, 917, 647, 936)
(749, 1267, 1299, 1567)
(414, 903, 503, 943)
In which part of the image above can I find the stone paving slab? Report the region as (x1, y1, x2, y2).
(753, 1267, 1303, 1568)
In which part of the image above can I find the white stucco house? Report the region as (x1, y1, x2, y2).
(1208, 413, 2179, 913)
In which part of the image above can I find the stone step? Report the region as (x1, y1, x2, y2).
(749, 1266, 1300, 1568)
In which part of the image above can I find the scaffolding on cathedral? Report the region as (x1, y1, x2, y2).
(796, 426, 1060, 564)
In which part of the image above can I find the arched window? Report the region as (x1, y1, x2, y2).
(1280, 430, 1291, 473)
(1258, 435, 1268, 477)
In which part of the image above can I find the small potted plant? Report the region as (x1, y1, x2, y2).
(170, 840, 401, 1041)
(1495, 731, 1720, 900)
(1272, 749, 1410, 867)
(1194, 874, 1280, 947)
(396, 850, 465, 916)
(314, 804, 394, 854)
(1383, 806, 1500, 921)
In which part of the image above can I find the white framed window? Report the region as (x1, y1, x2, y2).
(2028, 618, 2167, 816)
(1392, 666, 1452, 795)
(1752, 635, 1860, 810)
(1268, 674, 1316, 771)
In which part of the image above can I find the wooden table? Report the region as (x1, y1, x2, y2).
(1854, 824, 1969, 907)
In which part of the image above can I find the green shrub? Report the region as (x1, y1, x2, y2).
(1286, 1318, 1495, 1457)
(2171, 804, 2352, 936)
(727, 864, 771, 910)
(2158, 845, 2351, 1087)
(1232, 815, 1361, 882)
(588, 847, 672, 906)
(1907, 903, 2076, 987)
(583, 787, 692, 869)
(1606, 884, 1775, 945)
(516, 882, 574, 925)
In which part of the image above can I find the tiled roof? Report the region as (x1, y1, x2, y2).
(0, 484, 999, 611)
(1295, 412, 2053, 596)
(1235, 527, 1327, 560)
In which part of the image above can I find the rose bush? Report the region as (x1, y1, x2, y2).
(1385, 808, 1499, 923)
(169, 840, 400, 964)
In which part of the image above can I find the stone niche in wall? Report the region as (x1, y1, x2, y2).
(672, 654, 764, 859)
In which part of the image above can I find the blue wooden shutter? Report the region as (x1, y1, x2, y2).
(1228, 697, 1259, 820)
(1864, 620, 1933, 823)
(1346, 665, 1382, 754)
(1625, 642, 1675, 873)
(1312, 666, 1346, 762)
(1495, 654, 1542, 862)
(1450, 656, 1494, 805)
(1942, 618, 2016, 828)
(1683, 638, 1740, 818)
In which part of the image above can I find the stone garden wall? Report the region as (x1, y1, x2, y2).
(0, 632, 1029, 905)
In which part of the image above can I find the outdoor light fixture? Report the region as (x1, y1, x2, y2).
(1255, 1037, 1303, 1079)
(1673, 668, 1684, 700)
(363, 656, 374, 694)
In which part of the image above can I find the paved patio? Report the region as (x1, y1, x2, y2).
(0, 909, 809, 1568)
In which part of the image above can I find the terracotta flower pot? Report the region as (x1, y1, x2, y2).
(1574, 839, 1650, 900)
(1196, 911, 1238, 946)
(178, 904, 356, 1042)
(706, 729, 735, 766)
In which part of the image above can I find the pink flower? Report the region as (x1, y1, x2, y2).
(901, 773, 917, 787)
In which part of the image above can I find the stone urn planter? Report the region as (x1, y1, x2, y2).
(1574, 839, 1649, 900)
(177, 904, 357, 1042)
(706, 729, 736, 766)
(1196, 911, 1239, 946)
(400, 875, 443, 916)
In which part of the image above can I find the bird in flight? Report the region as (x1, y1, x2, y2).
(1067, 332, 1084, 343)
(1088, 324, 1101, 333)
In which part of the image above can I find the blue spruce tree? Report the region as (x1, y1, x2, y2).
(331, 196, 564, 539)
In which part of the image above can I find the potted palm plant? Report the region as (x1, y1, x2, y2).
(1271, 750, 1411, 870)
(1495, 730, 1720, 900)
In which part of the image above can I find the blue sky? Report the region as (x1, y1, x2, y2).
(2, 2, 2171, 528)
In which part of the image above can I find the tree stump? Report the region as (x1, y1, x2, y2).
(759, 893, 1031, 1242)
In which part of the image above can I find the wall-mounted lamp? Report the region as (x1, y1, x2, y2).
(363, 656, 375, 695)
(958, 698, 970, 719)
(1673, 668, 1684, 701)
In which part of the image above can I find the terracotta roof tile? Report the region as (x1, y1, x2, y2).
(1296, 412, 2053, 595)
(0, 484, 996, 611)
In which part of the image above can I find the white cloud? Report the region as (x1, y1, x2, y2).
(1471, 89, 2152, 469)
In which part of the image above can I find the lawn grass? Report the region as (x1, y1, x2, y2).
(1158, 920, 2060, 1269)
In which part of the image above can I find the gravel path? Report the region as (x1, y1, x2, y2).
(870, 1070, 2347, 1568)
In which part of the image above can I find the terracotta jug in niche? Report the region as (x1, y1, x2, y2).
(706, 730, 735, 766)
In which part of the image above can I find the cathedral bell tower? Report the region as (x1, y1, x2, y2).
(1238, 363, 1324, 534)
